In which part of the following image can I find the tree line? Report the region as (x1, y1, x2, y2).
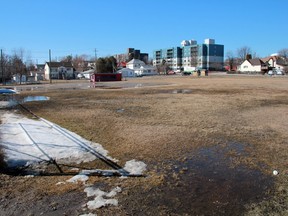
(0, 49, 119, 84)
(0, 49, 34, 84)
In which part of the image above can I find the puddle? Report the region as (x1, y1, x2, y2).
(165, 143, 273, 214)
(172, 89, 192, 94)
(22, 96, 50, 103)
(125, 142, 274, 215)
(0, 96, 50, 108)
(155, 89, 193, 94)
(89, 82, 171, 89)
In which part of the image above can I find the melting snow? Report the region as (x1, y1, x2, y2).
(124, 159, 147, 175)
(0, 112, 113, 167)
(66, 174, 89, 184)
(84, 186, 122, 210)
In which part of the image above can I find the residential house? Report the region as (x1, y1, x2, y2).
(117, 68, 136, 78)
(239, 58, 268, 73)
(12, 74, 27, 83)
(126, 59, 146, 69)
(29, 64, 45, 81)
(126, 59, 157, 76)
(77, 69, 95, 79)
(261, 55, 288, 71)
(44, 62, 74, 80)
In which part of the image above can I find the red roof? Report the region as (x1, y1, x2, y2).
(118, 62, 127, 67)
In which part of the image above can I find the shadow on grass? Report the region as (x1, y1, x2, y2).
(0, 145, 7, 171)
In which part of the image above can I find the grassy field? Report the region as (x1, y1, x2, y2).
(2, 74, 288, 215)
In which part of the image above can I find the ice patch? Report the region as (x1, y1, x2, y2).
(124, 159, 147, 175)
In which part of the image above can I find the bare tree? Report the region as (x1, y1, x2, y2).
(11, 48, 28, 84)
(60, 55, 73, 63)
(226, 51, 235, 71)
(278, 48, 288, 59)
(237, 46, 252, 61)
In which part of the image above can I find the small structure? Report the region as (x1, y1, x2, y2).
(90, 73, 122, 82)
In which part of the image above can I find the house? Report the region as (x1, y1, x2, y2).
(261, 55, 288, 71)
(126, 59, 146, 70)
(134, 65, 158, 76)
(126, 59, 157, 76)
(12, 74, 27, 83)
(239, 58, 268, 73)
(44, 62, 74, 80)
(117, 68, 136, 78)
(77, 69, 95, 79)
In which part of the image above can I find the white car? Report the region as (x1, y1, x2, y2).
(268, 69, 284, 75)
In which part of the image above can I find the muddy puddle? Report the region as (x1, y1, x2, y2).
(123, 142, 274, 215)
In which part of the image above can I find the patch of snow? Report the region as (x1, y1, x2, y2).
(87, 196, 118, 210)
(24, 175, 34, 178)
(79, 213, 97, 216)
(123, 159, 147, 175)
(84, 186, 121, 210)
(0, 112, 114, 167)
(66, 174, 89, 184)
(56, 181, 66, 186)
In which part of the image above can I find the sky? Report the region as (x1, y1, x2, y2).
(0, 0, 287, 63)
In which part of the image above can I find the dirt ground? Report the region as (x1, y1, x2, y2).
(1, 74, 288, 215)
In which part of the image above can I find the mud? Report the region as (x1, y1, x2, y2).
(120, 142, 274, 215)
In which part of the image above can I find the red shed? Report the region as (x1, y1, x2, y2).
(90, 73, 122, 82)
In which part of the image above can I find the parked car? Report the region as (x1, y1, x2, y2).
(268, 68, 284, 75)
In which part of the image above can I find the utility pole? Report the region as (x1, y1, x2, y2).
(94, 48, 97, 73)
(0, 49, 3, 85)
(49, 49, 52, 84)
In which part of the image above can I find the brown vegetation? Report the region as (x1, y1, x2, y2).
(1, 75, 288, 215)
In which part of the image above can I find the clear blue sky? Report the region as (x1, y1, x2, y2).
(0, 0, 287, 63)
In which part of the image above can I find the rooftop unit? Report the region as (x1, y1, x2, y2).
(204, 39, 215, 44)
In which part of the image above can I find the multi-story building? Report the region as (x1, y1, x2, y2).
(153, 47, 182, 72)
(153, 39, 224, 71)
(115, 48, 149, 66)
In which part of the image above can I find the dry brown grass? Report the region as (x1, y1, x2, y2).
(15, 75, 288, 214)
(20, 76, 288, 169)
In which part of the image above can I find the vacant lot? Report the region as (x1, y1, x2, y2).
(1, 74, 288, 215)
